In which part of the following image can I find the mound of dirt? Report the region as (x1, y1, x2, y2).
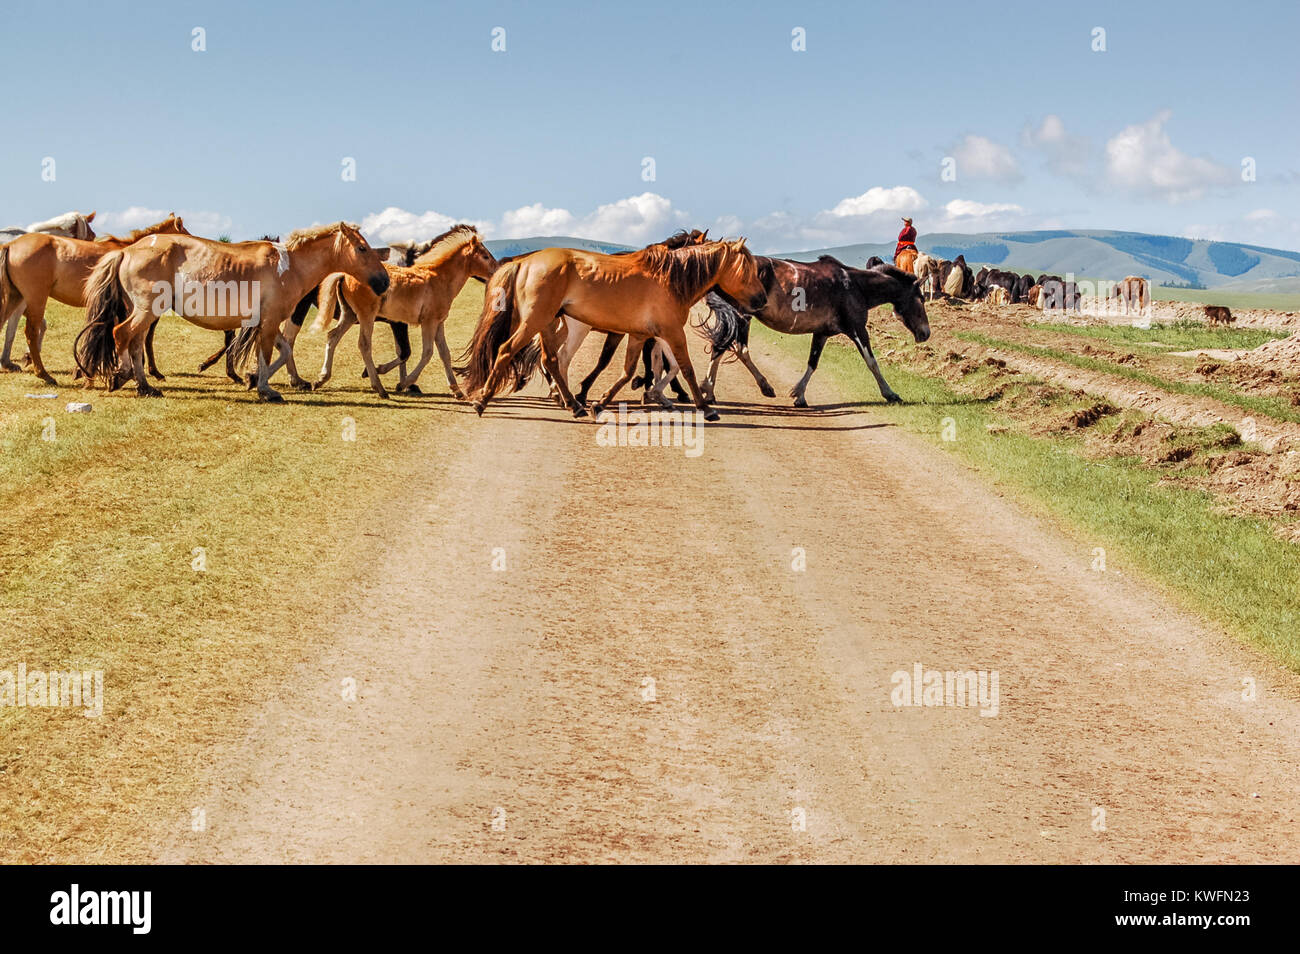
(1240, 332, 1300, 374)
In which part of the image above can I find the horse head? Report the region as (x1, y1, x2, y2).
(334, 223, 390, 295)
(888, 267, 931, 342)
(715, 239, 766, 312)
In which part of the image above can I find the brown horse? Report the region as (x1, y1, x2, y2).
(75, 222, 389, 401)
(305, 225, 498, 398)
(0, 215, 189, 383)
(894, 247, 918, 274)
(460, 239, 765, 421)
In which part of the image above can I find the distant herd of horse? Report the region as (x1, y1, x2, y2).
(0, 208, 1130, 420)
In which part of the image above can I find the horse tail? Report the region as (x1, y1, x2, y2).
(0, 244, 12, 320)
(311, 274, 346, 332)
(227, 318, 264, 371)
(696, 291, 745, 359)
(74, 250, 128, 381)
(456, 262, 539, 398)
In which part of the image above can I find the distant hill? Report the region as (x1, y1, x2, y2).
(485, 235, 631, 258)
(773, 229, 1300, 292)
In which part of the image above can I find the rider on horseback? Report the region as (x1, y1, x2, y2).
(894, 216, 917, 261)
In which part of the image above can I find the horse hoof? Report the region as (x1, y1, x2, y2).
(472, 401, 485, 417)
(573, 405, 587, 418)
(589, 403, 604, 418)
(138, 385, 163, 398)
(885, 393, 903, 404)
(704, 409, 720, 423)
(760, 384, 776, 398)
(150, 372, 166, 382)
(793, 396, 808, 408)
(452, 390, 465, 401)
(260, 390, 285, 404)
(0, 361, 20, 373)
(405, 384, 423, 396)
(38, 375, 57, 386)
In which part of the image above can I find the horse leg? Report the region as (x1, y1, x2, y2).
(539, 324, 586, 418)
(590, 335, 647, 418)
(144, 320, 165, 380)
(313, 305, 357, 390)
(357, 315, 389, 399)
(848, 327, 900, 403)
(657, 325, 717, 422)
(198, 334, 229, 373)
(553, 320, 590, 408)
(253, 322, 284, 403)
(116, 309, 161, 397)
(433, 322, 464, 400)
(397, 322, 434, 395)
(790, 332, 828, 408)
(22, 311, 55, 385)
(733, 319, 775, 397)
(272, 318, 310, 389)
(648, 341, 679, 409)
(576, 332, 622, 405)
(1, 299, 27, 372)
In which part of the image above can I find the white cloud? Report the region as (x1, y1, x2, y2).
(498, 202, 574, 238)
(1021, 114, 1093, 179)
(361, 206, 488, 244)
(1104, 110, 1233, 202)
(98, 206, 232, 237)
(933, 199, 1028, 231)
(825, 185, 926, 218)
(571, 192, 689, 244)
(949, 135, 1022, 183)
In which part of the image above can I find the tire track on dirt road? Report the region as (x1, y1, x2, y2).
(160, 341, 1300, 863)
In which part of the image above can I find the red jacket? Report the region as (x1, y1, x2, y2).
(895, 224, 917, 256)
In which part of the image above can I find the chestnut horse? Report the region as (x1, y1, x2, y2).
(460, 239, 766, 421)
(698, 256, 930, 406)
(306, 225, 499, 398)
(75, 222, 389, 401)
(0, 215, 189, 383)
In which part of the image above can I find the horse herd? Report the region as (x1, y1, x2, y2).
(0, 211, 933, 421)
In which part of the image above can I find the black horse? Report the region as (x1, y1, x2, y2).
(699, 255, 929, 406)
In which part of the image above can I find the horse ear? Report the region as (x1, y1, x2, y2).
(85, 211, 96, 222)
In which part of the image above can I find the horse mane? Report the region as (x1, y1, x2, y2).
(636, 242, 726, 300)
(412, 224, 480, 266)
(817, 254, 846, 266)
(284, 221, 359, 249)
(99, 215, 185, 244)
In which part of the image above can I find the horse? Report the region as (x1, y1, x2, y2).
(0, 210, 96, 244)
(459, 239, 766, 422)
(75, 222, 389, 401)
(697, 256, 930, 407)
(1110, 275, 1149, 315)
(553, 229, 710, 408)
(306, 225, 498, 398)
(864, 256, 887, 269)
(194, 238, 431, 385)
(894, 247, 918, 274)
(0, 215, 188, 383)
(913, 252, 946, 301)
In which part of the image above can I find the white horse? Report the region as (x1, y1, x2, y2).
(0, 210, 96, 244)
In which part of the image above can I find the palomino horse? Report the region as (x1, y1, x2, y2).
(195, 237, 435, 384)
(698, 255, 930, 406)
(0, 210, 96, 244)
(307, 225, 498, 398)
(76, 222, 390, 401)
(460, 239, 766, 422)
(0, 215, 188, 383)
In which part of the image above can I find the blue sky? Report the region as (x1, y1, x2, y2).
(2, 0, 1296, 252)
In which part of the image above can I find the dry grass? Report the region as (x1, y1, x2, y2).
(0, 290, 485, 862)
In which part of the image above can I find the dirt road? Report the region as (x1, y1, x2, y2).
(159, 339, 1300, 864)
